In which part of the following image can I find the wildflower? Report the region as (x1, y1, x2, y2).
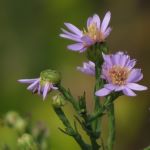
(95, 52, 147, 96)
(18, 69, 61, 100)
(60, 11, 111, 52)
(77, 61, 95, 75)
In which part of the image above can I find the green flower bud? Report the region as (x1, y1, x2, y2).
(52, 94, 65, 108)
(40, 69, 61, 85)
(5, 111, 20, 127)
(17, 133, 37, 150)
(14, 118, 27, 134)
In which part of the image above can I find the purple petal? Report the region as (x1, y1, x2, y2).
(114, 85, 125, 91)
(38, 84, 41, 94)
(92, 14, 100, 29)
(43, 83, 50, 100)
(104, 84, 116, 90)
(61, 28, 81, 38)
(18, 78, 38, 84)
(27, 79, 39, 90)
(87, 17, 92, 27)
(95, 88, 112, 96)
(81, 36, 93, 45)
(101, 11, 111, 32)
(103, 27, 112, 38)
(60, 33, 82, 42)
(67, 43, 85, 51)
(127, 69, 143, 83)
(102, 53, 113, 66)
(64, 23, 82, 36)
(122, 87, 136, 96)
(127, 83, 147, 91)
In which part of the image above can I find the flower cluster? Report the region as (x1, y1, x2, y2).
(19, 11, 147, 100)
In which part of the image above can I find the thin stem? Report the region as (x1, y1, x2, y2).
(107, 103, 115, 150)
(53, 107, 91, 150)
(82, 114, 100, 150)
(57, 84, 79, 111)
(93, 62, 102, 134)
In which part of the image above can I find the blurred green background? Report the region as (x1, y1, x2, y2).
(0, 0, 150, 149)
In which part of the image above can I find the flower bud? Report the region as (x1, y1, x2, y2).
(14, 118, 27, 134)
(5, 111, 20, 127)
(52, 94, 65, 108)
(17, 133, 37, 150)
(40, 69, 61, 85)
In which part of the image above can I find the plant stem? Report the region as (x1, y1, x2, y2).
(53, 107, 91, 150)
(58, 84, 79, 111)
(107, 103, 115, 150)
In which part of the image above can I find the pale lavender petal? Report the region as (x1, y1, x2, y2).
(122, 87, 136, 96)
(95, 88, 112, 96)
(51, 85, 58, 90)
(114, 85, 125, 91)
(102, 53, 113, 66)
(101, 11, 111, 32)
(60, 34, 82, 42)
(43, 83, 50, 100)
(67, 43, 84, 51)
(126, 59, 136, 70)
(61, 28, 81, 38)
(77, 61, 95, 75)
(127, 83, 148, 91)
(92, 14, 100, 29)
(104, 84, 116, 90)
(38, 84, 41, 94)
(18, 78, 38, 84)
(103, 27, 112, 38)
(64, 23, 82, 36)
(87, 17, 92, 27)
(81, 36, 94, 45)
(127, 69, 143, 83)
(27, 79, 39, 90)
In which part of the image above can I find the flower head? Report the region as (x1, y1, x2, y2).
(77, 61, 95, 75)
(95, 52, 147, 97)
(60, 11, 111, 52)
(18, 69, 61, 100)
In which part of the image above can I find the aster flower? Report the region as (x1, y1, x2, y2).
(77, 61, 95, 75)
(95, 52, 147, 97)
(18, 69, 61, 100)
(60, 11, 111, 52)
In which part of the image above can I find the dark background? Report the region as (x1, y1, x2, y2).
(0, 0, 150, 149)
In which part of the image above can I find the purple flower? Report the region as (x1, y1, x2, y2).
(95, 52, 147, 97)
(77, 61, 95, 75)
(60, 11, 111, 52)
(18, 69, 61, 100)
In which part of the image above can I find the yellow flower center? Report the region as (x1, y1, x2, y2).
(83, 22, 105, 43)
(108, 66, 130, 86)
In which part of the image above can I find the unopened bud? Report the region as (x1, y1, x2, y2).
(17, 133, 37, 150)
(40, 69, 61, 85)
(52, 94, 65, 108)
(14, 118, 27, 133)
(5, 111, 20, 127)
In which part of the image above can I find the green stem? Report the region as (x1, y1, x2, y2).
(82, 114, 100, 150)
(57, 84, 79, 111)
(107, 103, 115, 150)
(53, 107, 91, 150)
